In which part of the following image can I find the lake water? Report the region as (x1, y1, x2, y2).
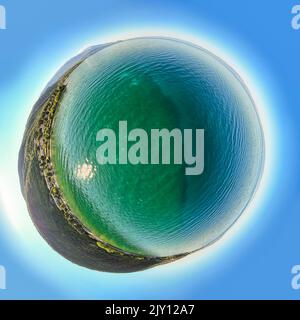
(51, 38, 264, 257)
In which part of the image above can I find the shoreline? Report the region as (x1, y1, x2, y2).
(34, 65, 147, 259)
(33, 63, 182, 262)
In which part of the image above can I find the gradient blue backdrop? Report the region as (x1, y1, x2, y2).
(0, 0, 299, 299)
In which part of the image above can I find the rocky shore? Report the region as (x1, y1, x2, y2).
(34, 77, 141, 257)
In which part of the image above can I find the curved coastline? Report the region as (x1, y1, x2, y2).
(19, 36, 264, 272)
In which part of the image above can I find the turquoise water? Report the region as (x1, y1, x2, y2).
(51, 38, 264, 257)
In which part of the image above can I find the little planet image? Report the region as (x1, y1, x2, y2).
(18, 37, 265, 272)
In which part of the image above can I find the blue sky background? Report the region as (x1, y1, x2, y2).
(0, 0, 300, 299)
